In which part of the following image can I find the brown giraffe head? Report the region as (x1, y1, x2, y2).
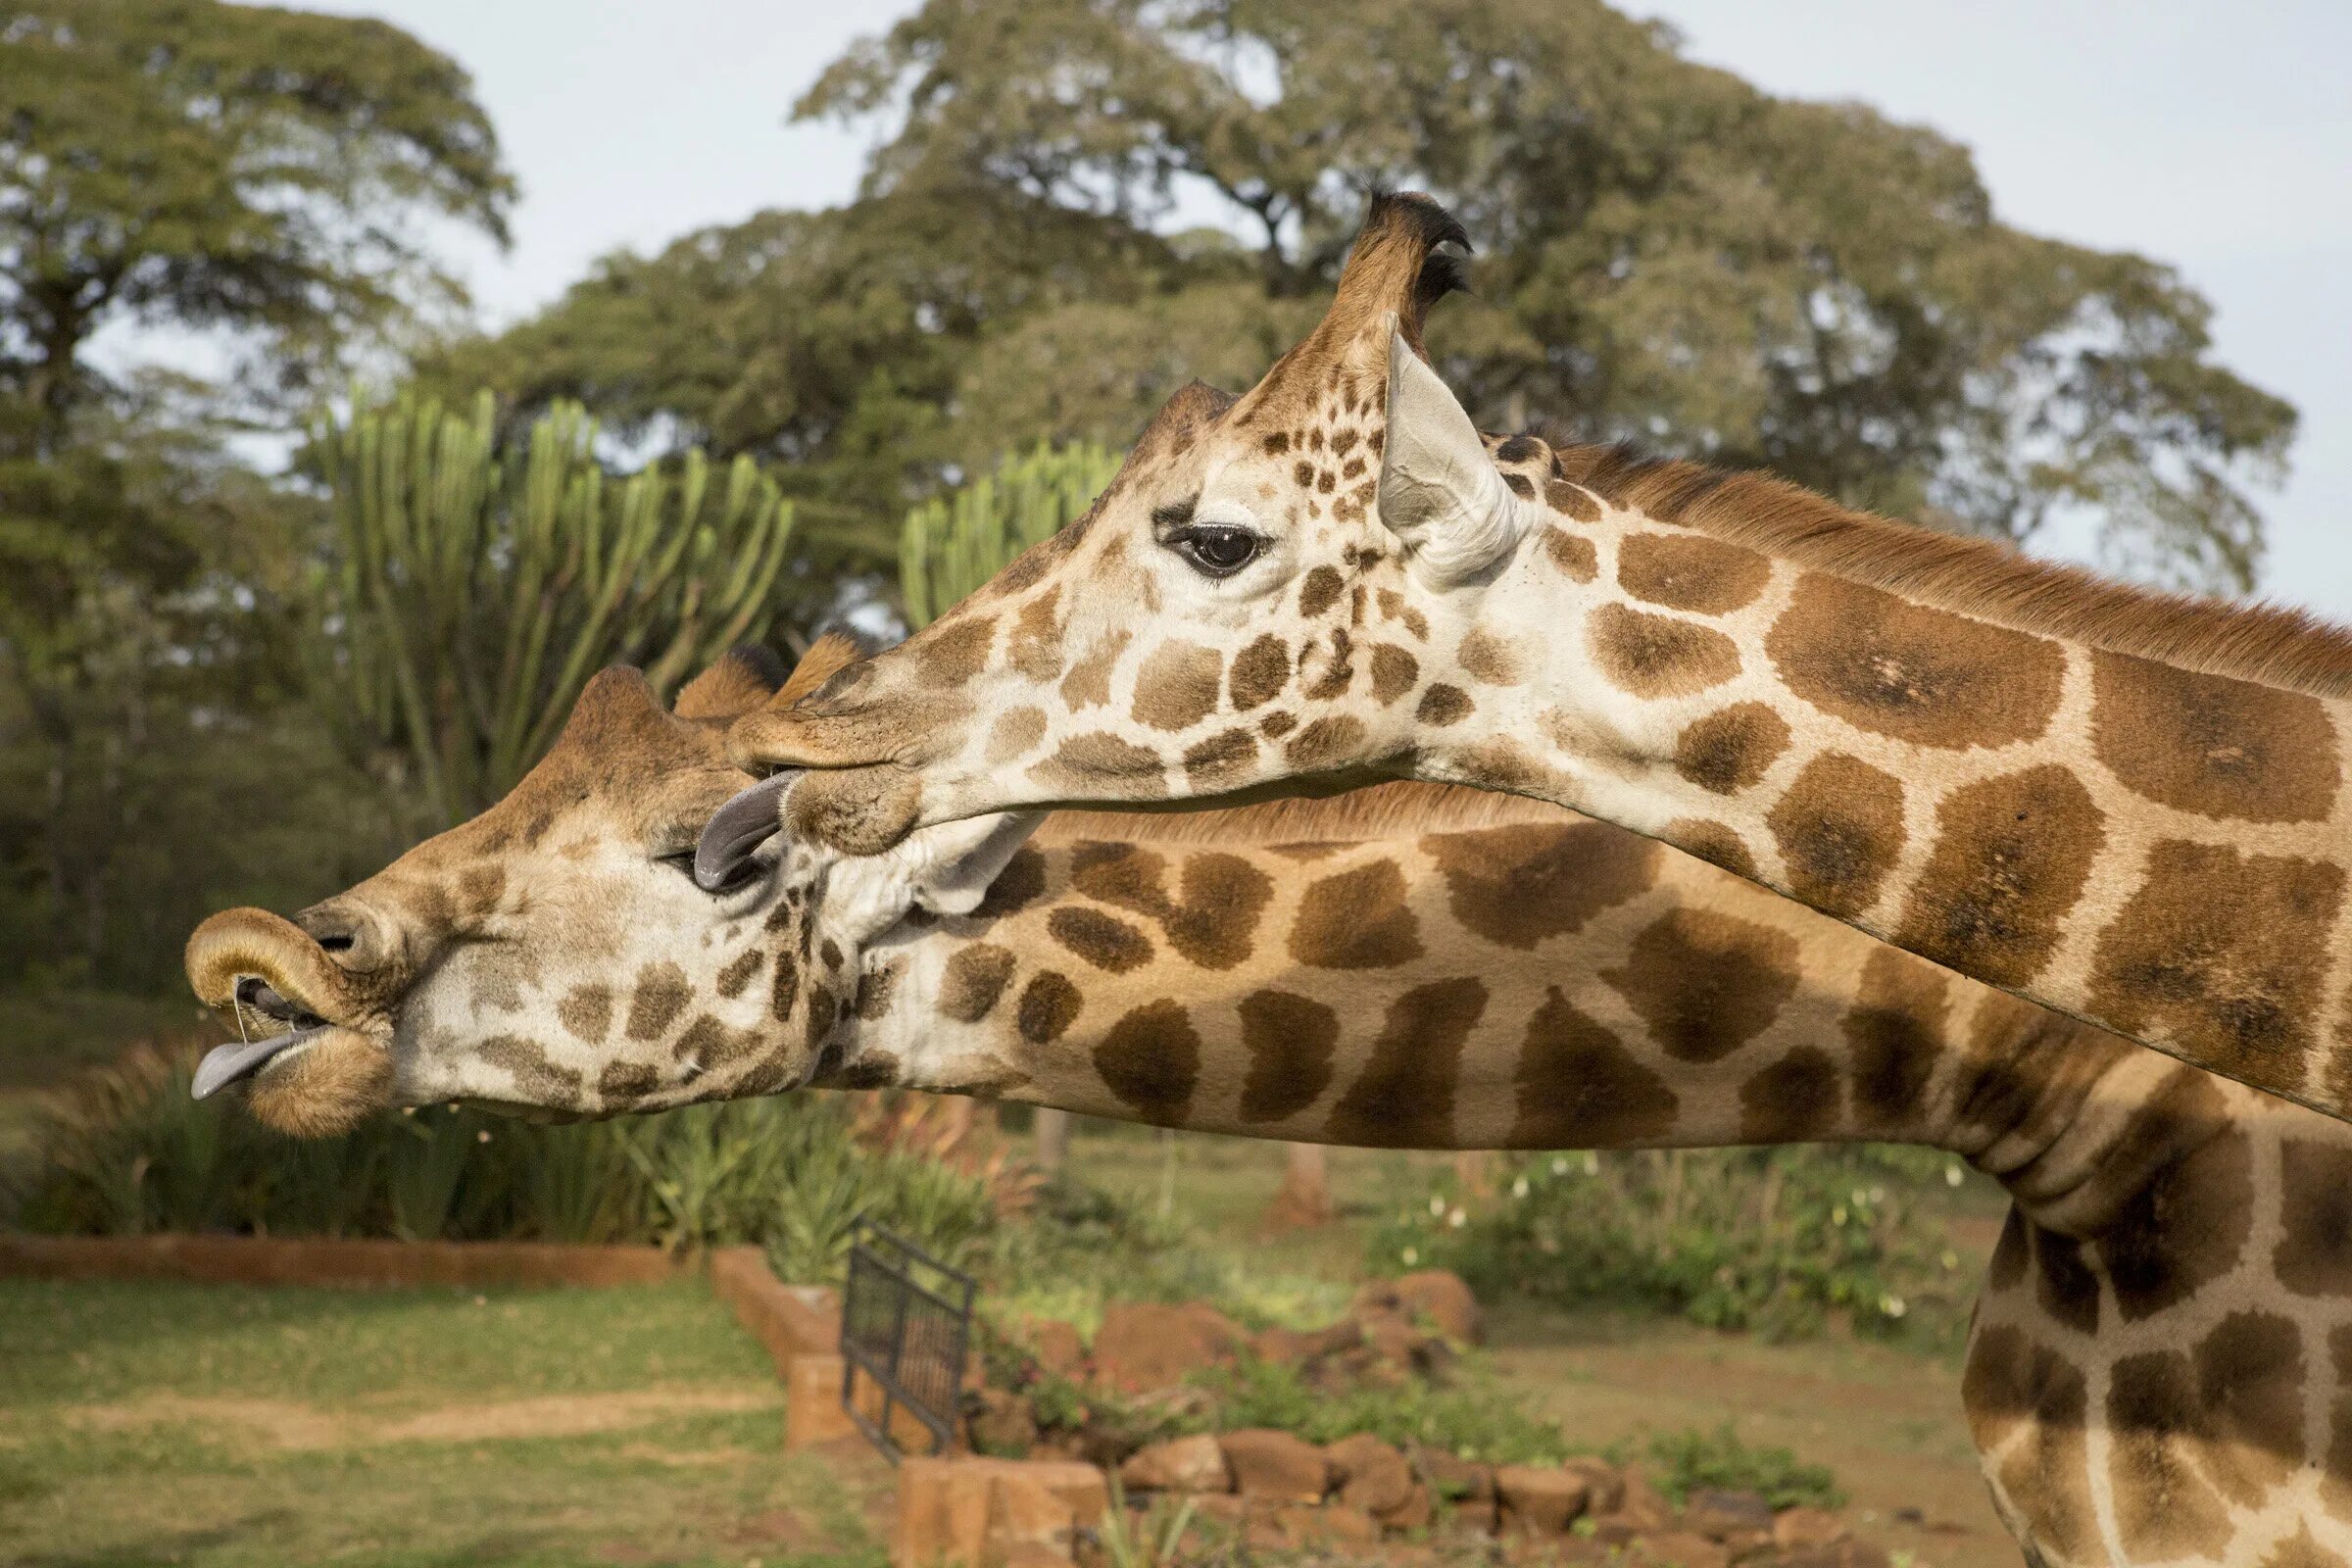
(721, 191, 1544, 854)
(182, 636, 1036, 1136)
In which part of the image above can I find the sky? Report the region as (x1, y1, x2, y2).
(294, 0, 2352, 621)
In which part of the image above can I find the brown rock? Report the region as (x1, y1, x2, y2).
(1219, 1428, 1330, 1502)
(1560, 1456, 1625, 1515)
(1325, 1433, 1416, 1519)
(1772, 1507, 1847, 1549)
(1273, 1502, 1381, 1548)
(1301, 1318, 1365, 1358)
(1016, 1318, 1088, 1381)
(1412, 1447, 1496, 1532)
(1116, 1433, 1230, 1494)
(1634, 1529, 1732, 1568)
(1685, 1488, 1775, 1543)
(965, 1389, 1038, 1456)
(1495, 1463, 1592, 1535)
(1089, 1302, 1244, 1395)
(1609, 1466, 1676, 1531)
(894, 1455, 1107, 1568)
(1393, 1269, 1484, 1344)
(1250, 1324, 1312, 1366)
(1380, 1481, 1434, 1534)
(1782, 1539, 1890, 1568)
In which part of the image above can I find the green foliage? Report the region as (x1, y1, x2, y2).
(900, 442, 1123, 626)
(801, 0, 2293, 590)
(1182, 1355, 1567, 1465)
(307, 391, 795, 822)
(1373, 1146, 1975, 1346)
(0, 0, 513, 429)
(1646, 1423, 1844, 1511)
(4, 1044, 994, 1276)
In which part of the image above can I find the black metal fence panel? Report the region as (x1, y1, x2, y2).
(839, 1220, 976, 1461)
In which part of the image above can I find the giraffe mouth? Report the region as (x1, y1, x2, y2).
(190, 978, 333, 1100)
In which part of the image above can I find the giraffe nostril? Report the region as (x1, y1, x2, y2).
(294, 902, 392, 973)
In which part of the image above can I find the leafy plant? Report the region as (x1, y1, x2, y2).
(1374, 1145, 1977, 1345)
(898, 441, 1121, 627)
(1647, 1423, 1844, 1511)
(1182, 1355, 1565, 1466)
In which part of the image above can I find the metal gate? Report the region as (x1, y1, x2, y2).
(839, 1221, 975, 1460)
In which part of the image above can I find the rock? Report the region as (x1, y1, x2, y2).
(1219, 1428, 1330, 1501)
(1272, 1502, 1381, 1548)
(1393, 1269, 1484, 1344)
(1560, 1456, 1625, 1515)
(1089, 1301, 1244, 1395)
(1250, 1325, 1313, 1366)
(1597, 1465, 1675, 1532)
(1301, 1318, 1365, 1358)
(895, 1455, 1108, 1568)
(1412, 1446, 1496, 1532)
(964, 1389, 1038, 1456)
(1685, 1487, 1775, 1543)
(1633, 1529, 1732, 1568)
(1116, 1433, 1230, 1494)
(1015, 1318, 1088, 1381)
(1325, 1433, 1417, 1519)
(1495, 1463, 1592, 1535)
(1772, 1507, 1847, 1549)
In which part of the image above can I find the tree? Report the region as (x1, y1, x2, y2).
(0, 0, 514, 440)
(308, 392, 795, 824)
(800, 0, 2296, 591)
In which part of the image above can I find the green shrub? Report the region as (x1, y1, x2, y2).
(1647, 1423, 1844, 1510)
(3, 1043, 995, 1278)
(1370, 1145, 1975, 1345)
(1182, 1355, 1566, 1465)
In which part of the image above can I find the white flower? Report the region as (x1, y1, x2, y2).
(1940, 1250, 1960, 1271)
(1944, 1163, 1966, 1189)
(1430, 1194, 1447, 1216)
(1832, 1205, 1848, 1226)
(476, 1129, 492, 1144)
(1583, 1152, 1600, 1176)
(1551, 1157, 1570, 1176)
(1447, 1207, 1467, 1229)
(1400, 1247, 1419, 1266)
(1880, 1295, 1907, 1318)
(1511, 1176, 1531, 1200)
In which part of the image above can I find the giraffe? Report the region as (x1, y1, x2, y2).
(720, 192, 2352, 1129)
(189, 644, 2352, 1566)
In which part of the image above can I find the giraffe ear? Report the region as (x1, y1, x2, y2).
(907, 812, 1047, 917)
(1377, 325, 1521, 586)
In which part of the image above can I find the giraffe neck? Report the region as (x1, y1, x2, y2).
(833, 818, 2221, 1239)
(1406, 462, 2352, 1126)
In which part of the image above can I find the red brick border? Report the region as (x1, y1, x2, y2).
(0, 1234, 693, 1289)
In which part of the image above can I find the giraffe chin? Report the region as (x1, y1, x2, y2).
(236, 1026, 394, 1139)
(783, 765, 923, 856)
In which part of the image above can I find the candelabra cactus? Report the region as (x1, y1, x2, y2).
(311, 391, 794, 822)
(898, 441, 1120, 628)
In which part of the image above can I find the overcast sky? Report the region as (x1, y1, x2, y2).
(300, 0, 2352, 622)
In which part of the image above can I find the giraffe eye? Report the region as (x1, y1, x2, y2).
(1168, 525, 1263, 578)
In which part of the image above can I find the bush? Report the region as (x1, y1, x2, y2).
(1183, 1355, 1567, 1465)
(1647, 1423, 1844, 1510)
(1370, 1145, 1976, 1345)
(4, 1040, 999, 1280)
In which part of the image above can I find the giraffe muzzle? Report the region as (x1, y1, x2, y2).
(183, 906, 375, 1102)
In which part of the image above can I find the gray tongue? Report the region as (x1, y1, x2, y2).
(192, 1027, 320, 1101)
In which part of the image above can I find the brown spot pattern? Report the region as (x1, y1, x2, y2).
(1586, 604, 1740, 700)
(1616, 532, 1770, 615)
(1289, 859, 1421, 969)
(2191, 1310, 2305, 1505)
(715, 950, 762, 1000)
(1228, 635, 1291, 710)
(1667, 819, 1758, 879)
(1237, 989, 1341, 1124)
(2092, 648, 2340, 823)
(1369, 644, 1419, 705)
(1426, 821, 1655, 949)
(938, 943, 1017, 1023)
(2106, 1352, 2235, 1559)
(1284, 714, 1366, 770)
(1046, 907, 1154, 973)
(1769, 574, 2063, 750)
(1510, 989, 1678, 1147)
(2088, 840, 2343, 1096)
(972, 847, 1047, 918)
(624, 962, 692, 1042)
(1059, 630, 1130, 710)
(1766, 753, 1907, 918)
(1071, 843, 1274, 970)
(2105, 1121, 2253, 1321)
(1130, 641, 1224, 731)
(557, 984, 612, 1043)
(2277, 1137, 2352, 1297)
(1298, 566, 1345, 618)
(915, 612, 996, 687)
(1416, 684, 1473, 726)
(1542, 526, 1598, 580)
(1016, 970, 1082, 1045)
(1183, 728, 1259, 790)
(1456, 628, 1523, 686)
(1843, 948, 1947, 1131)
(1093, 1000, 1200, 1125)
(1672, 703, 1789, 795)
(988, 706, 1049, 763)
(1894, 765, 2104, 988)
(1325, 978, 1486, 1147)
(1544, 479, 1601, 522)
(1030, 733, 1168, 798)
(1738, 1047, 1841, 1143)
(1962, 1329, 2099, 1565)
(1604, 907, 1800, 1062)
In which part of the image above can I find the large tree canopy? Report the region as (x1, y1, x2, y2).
(0, 0, 514, 436)
(794, 0, 2295, 590)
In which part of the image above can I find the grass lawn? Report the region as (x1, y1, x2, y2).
(0, 1278, 891, 1568)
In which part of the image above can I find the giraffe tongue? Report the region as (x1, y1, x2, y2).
(695, 771, 799, 892)
(191, 1025, 325, 1100)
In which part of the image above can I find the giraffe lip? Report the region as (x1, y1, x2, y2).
(191, 1024, 328, 1100)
